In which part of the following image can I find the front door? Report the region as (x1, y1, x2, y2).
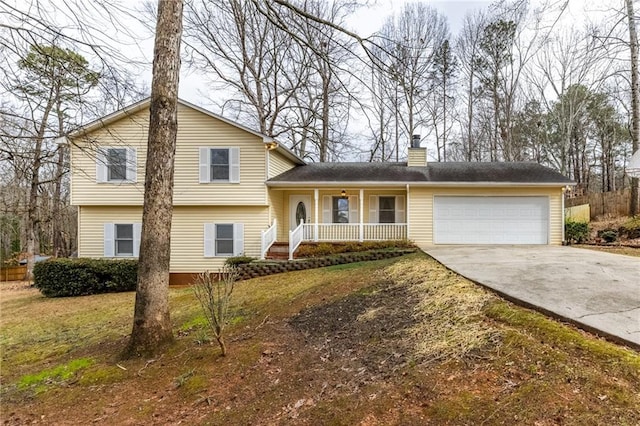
(289, 195, 311, 230)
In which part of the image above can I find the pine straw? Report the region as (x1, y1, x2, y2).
(385, 256, 500, 363)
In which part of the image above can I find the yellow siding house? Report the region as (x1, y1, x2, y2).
(69, 99, 573, 284)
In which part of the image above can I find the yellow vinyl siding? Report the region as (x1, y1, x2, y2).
(171, 206, 268, 272)
(268, 150, 297, 179)
(78, 205, 269, 273)
(267, 189, 286, 241)
(71, 103, 268, 206)
(77, 206, 143, 258)
(71, 109, 147, 205)
(407, 186, 564, 246)
(407, 148, 427, 167)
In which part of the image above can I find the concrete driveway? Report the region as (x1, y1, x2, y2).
(422, 246, 640, 348)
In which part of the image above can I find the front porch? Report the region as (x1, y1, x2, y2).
(261, 187, 409, 260)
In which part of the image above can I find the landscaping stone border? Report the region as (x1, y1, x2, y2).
(235, 249, 416, 281)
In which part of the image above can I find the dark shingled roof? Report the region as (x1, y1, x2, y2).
(268, 162, 572, 184)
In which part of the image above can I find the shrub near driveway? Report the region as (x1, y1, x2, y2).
(33, 258, 137, 297)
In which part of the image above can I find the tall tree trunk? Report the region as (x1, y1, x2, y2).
(126, 0, 183, 356)
(26, 97, 55, 279)
(53, 100, 65, 257)
(627, 0, 639, 216)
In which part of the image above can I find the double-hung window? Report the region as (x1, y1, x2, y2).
(369, 195, 405, 223)
(203, 223, 244, 257)
(107, 148, 127, 181)
(211, 149, 230, 181)
(332, 197, 349, 223)
(114, 224, 134, 256)
(103, 223, 141, 257)
(379, 196, 396, 223)
(97, 147, 137, 183)
(199, 147, 240, 183)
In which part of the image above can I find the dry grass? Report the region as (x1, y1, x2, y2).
(386, 256, 499, 362)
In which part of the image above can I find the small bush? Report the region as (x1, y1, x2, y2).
(225, 255, 255, 266)
(33, 258, 137, 297)
(598, 229, 618, 243)
(620, 216, 640, 239)
(565, 220, 589, 244)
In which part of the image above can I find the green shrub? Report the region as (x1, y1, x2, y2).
(564, 220, 589, 244)
(620, 216, 640, 239)
(598, 229, 618, 243)
(33, 258, 137, 297)
(225, 256, 255, 266)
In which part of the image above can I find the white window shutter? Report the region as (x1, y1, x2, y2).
(126, 148, 137, 182)
(369, 195, 378, 224)
(396, 195, 406, 223)
(133, 222, 142, 257)
(229, 147, 240, 183)
(199, 147, 210, 183)
(233, 223, 244, 256)
(103, 223, 115, 257)
(203, 223, 215, 257)
(322, 195, 331, 223)
(96, 149, 107, 183)
(349, 195, 358, 223)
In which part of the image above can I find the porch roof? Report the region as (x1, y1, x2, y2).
(267, 161, 574, 186)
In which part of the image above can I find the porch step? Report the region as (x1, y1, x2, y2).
(266, 242, 291, 260)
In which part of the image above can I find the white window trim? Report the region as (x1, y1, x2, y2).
(199, 147, 240, 184)
(368, 195, 406, 224)
(323, 195, 359, 224)
(203, 223, 244, 257)
(96, 147, 137, 184)
(103, 223, 141, 257)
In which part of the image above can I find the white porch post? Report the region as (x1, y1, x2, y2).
(359, 188, 364, 242)
(406, 184, 410, 240)
(314, 188, 319, 242)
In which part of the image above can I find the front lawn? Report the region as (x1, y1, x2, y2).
(1, 253, 638, 424)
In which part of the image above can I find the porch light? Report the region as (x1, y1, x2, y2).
(265, 141, 278, 150)
(340, 189, 347, 199)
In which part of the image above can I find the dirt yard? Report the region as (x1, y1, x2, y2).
(1, 254, 639, 425)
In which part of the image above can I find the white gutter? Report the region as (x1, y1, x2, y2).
(266, 181, 576, 188)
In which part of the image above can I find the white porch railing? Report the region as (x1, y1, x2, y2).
(260, 219, 277, 260)
(302, 223, 407, 242)
(289, 219, 305, 260)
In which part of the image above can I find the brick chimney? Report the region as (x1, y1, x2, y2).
(407, 134, 427, 167)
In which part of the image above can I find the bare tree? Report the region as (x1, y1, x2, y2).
(126, 0, 183, 356)
(375, 3, 448, 158)
(455, 10, 487, 161)
(626, 0, 639, 215)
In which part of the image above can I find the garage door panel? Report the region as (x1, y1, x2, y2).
(434, 196, 549, 245)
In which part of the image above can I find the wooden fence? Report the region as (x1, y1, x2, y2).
(0, 265, 27, 282)
(565, 190, 630, 220)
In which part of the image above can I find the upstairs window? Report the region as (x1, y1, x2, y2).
(96, 147, 137, 183)
(107, 148, 127, 181)
(199, 147, 240, 183)
(211, 149, 229, 180)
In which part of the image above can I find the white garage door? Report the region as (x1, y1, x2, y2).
(433, 196, 549, 244)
